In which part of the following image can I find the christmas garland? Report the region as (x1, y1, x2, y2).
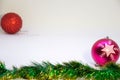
(0, 61, 120, 80)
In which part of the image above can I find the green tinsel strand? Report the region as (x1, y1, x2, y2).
(0, 61, 120, 80)
(86, 63, 120, 80)
(0, 62, 9, 79)
(16, 66, 37, 79)
(0, 62, 7, 74)
(61, 61, 94, 79)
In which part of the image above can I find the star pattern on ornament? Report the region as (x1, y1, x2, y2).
(101, 44, 115, 57)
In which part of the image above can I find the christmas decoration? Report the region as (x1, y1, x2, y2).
(0, 61, 120, 80)
(91, 37, 120, 66)
(1, 12, 22, 34)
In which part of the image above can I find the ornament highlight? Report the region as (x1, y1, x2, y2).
(1, 12, 22, 34)
(91, 37, 120, 66)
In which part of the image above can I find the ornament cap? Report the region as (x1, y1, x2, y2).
(106, 36, 109, 39)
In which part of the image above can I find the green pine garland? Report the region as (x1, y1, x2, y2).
(0, 61, 120, 80)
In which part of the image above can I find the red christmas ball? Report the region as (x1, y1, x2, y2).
(1, 12, 22, 34)
(91, 37, 120, 66)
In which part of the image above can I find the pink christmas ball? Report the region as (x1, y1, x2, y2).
(91, 37, 120, 66)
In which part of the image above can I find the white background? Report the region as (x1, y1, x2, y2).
(0, 0, 120, 68)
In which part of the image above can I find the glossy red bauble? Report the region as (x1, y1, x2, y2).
(91, 37, 120, 66)
(1, 12, 22, 34)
